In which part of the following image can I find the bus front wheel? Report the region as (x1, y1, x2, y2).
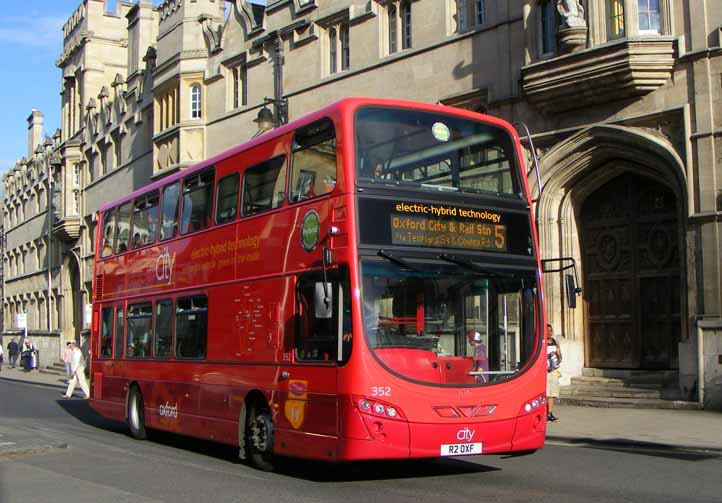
(246, 405, 275, 471)
(127, 386, 147, 440)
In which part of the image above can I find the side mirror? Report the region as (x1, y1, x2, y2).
(565, 274, 579, 309)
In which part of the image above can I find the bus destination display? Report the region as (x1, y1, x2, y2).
(390, 202, 506, 252)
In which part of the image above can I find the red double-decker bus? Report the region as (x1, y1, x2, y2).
(89, 97, 547, 470)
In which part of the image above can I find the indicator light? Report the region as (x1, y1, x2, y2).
(386, 407, 397, 418)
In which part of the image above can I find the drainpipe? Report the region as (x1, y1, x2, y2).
(697, 321, 705, 407)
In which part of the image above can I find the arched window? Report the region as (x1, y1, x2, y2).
(401, 1, 412, 50)
(329, 27, 338, 74)
(340, 24, 350, 70)
(190, 84, 202, 119)
(388, 4, 398, 54)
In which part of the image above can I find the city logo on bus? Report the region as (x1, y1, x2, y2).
(155, 247, 176, 285)
(301, 210, 321, 252)
(456, 427, 476, 442)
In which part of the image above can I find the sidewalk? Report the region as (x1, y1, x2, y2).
(547, 405, 722, 453)
(2, 367, 721, 454)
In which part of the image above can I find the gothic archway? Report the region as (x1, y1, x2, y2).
(533, 125, 687, 375)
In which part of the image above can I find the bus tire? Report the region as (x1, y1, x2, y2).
(246, 404, 275, 471)
(127, 386, 147, 440)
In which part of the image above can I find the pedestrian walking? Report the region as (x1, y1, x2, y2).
(7, 339, 19, 368)
(64, 342, 90, 399)
(546, 323, 562, 422)
(63, 341, 74, 383)
(0, 343, 3, 372)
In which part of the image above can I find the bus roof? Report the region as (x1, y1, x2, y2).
(98, 97, 516, 214)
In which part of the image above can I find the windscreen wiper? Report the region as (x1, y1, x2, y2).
(377, 249, 420, 272)
(437, 253, 514, 278)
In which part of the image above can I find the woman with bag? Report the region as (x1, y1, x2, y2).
(546, 323, 562, 422)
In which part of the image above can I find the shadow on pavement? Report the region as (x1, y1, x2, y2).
(272, 457, 500, 482)
(53, 399, 500, 481)
(144, 430, 500, 482)
(557, 437, 722, 462)
(55, 399, 127, 435)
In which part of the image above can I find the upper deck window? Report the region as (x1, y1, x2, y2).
(242, 156, 287, 216)
(181, 167, 215, 234)
(216, 173, 240, 224)
(355, 107, 521, 198)
(160, 182, 180, 241)
(290, 119, 337, 203)
(101, 208, 116, 258)
(114, 202, 132, 254)
(131, 191, 159, 249)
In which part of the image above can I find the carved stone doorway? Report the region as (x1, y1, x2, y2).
(581, 173, 680, 369)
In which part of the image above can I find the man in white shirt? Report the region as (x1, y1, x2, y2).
(64, 342, 90, 399)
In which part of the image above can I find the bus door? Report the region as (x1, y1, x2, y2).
(278, 268, 349, 459)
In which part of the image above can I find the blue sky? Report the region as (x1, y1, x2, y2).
(0, 0, 78, 173)
(0, 0, 266, 177)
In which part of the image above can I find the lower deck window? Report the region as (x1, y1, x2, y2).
(175, 295, 207, 359)
(100, 307, 113, 357)
(127, 302, 152, 358)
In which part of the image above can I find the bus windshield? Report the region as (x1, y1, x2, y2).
(355, 106, 521, 198)
(360, 260, 539, 386)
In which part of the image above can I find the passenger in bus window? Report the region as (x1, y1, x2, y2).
(373, 161, 384, 179)
(101, 228, 113, 257)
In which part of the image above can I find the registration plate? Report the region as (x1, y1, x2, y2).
(440, 443, 482, 456)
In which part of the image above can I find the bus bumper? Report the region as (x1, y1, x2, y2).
(337, 407, 546, 461)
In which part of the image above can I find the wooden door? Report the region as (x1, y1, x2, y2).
(582, 174, 680, 369)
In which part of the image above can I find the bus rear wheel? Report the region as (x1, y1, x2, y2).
(246, 405, 275, 471)
(127, 387, 147, 440)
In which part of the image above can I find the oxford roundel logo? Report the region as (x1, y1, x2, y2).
(301, 210, 321, 252)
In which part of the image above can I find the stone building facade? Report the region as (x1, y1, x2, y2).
(1, 0, 721, 408)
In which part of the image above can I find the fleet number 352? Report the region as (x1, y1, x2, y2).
(371, 386, 391, 397)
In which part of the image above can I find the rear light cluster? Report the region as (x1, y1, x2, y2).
(521, 394, 546, 414)
(353, 395, 406, 420)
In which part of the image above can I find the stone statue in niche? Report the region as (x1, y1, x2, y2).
(557, 0, 586, 29)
